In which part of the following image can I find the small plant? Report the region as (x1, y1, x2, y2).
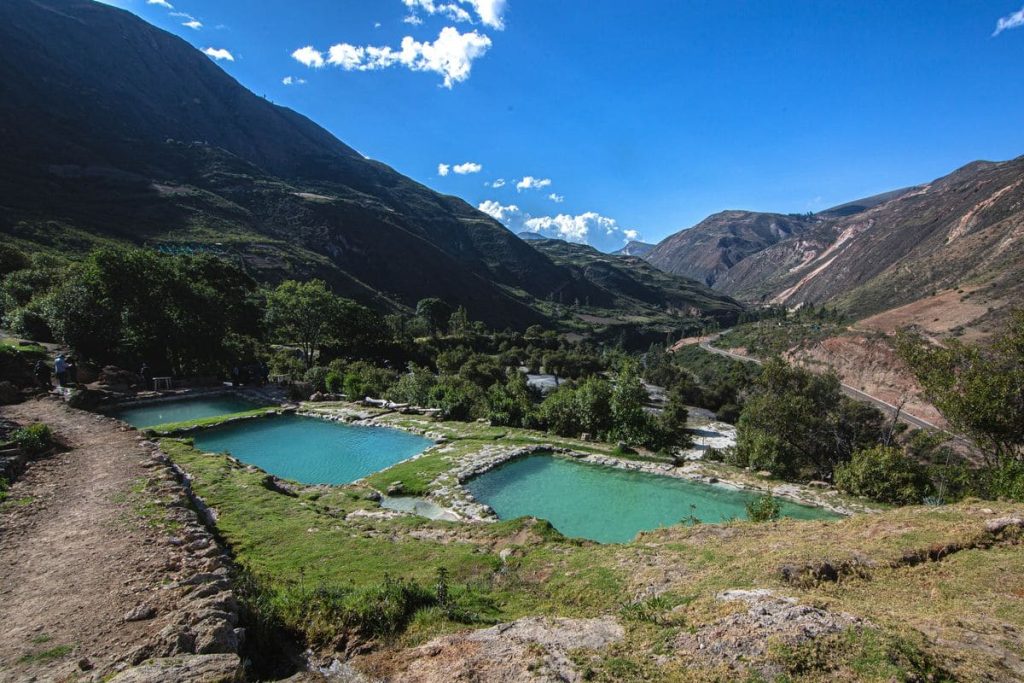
(746, 494, 781, 522)
(0, 476, 8, 503)
(12, 423, 53, 455)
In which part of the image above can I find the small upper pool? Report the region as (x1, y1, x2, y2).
(192, 414, 433, 485)
(114, 395, 260, 428)
(465, 455, 839, 543)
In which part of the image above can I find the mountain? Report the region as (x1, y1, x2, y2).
(516, 232, 549, 241)
(644, 212, 821, 287)
(645, 158, 1024, 335)
(525, 238, 743, 322)
(612, 241, 655, 257)
(0, 0, 732, 332)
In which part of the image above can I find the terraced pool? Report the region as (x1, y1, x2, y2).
(465, 455, 839, 543)
(192, 414, 434, 485)
(113, 395, 260, 428)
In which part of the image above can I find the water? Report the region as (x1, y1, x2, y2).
(192, 414, 433, 485)
(114, 396, 260, 428)
(465, 455, 838, 543)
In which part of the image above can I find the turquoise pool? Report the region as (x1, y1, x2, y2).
(465, 455, 838, 543)
(114, 396, 259, 428)
(193, 414, 433, 485)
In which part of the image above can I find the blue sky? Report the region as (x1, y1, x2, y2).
(102, 0, 1024, 252)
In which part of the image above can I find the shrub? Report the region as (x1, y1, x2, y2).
(268, 348, 305, 380)
(834, 445, 933, 505)
(745, 494, 781, 522)
(303, 366, 329, 393)
(4, 303, 54, 343)
(430, 376, 484, 421)
(12, 423, 53, 455)
(324, 371, 344, 394)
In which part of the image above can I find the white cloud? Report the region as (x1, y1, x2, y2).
(403, 14, 424, 25)
(453, 161, 482, 174)
(547, 193, 564, 203)
(146, 0, 173, 7)
(438, 163, 451, 176)
(516, 176, 552, 191)
(994, 5, 1024, 35)
(282, 76, 307, 85)
(402, 0, 506, 29)
(374, 22, 382, 28)
(524, 212, 627, 244)
(489, 178, 506, 188)
(478, 200, 520, 223)
(292, 46, 325, 68)
(623, 229, 640, 241)
(298, 27, 491, 88)
(202, 47, 234, 61)
(183, 19, 203, 30)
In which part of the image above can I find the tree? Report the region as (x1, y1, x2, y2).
(48, 248, 259, 374)
(611, 362, 652, 444)
(416, 298, 453, 337)
(733, 359, 884, 481)
(487, 371, 537, 428)
(834, 445, 933, 505)
(265, 280, 342, 369)
(658, 386, 692, 449)
(896, 312, 1024, 468)
(448, 306, 470, 338)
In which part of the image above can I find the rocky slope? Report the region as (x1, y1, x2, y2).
(646, 158, 1024, 336)
(612, 240, 656, 257)
(645, 211, 820, 287)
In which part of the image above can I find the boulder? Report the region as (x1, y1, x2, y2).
(99, 365, 139, 388)
(108, 654, 242, 682)
(123, 604, 157, 622)
(0, 380, 20, 405)
(386, 481, 405, 495)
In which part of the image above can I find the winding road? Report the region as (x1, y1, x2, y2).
(692, 336, 969, 443)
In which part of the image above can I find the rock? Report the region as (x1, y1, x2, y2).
(392, 617, 623, 682)
(99, 365, 140, 388)
(108, 654, 243, 682)
(756, 470, 773, 478)
(124, 604, 157, 622)
(309, 392, 325, 402)
(365, 489, 382, 502)
(78, 657, 94, 671)
(0, 380, 20, 405)
(986, 517, 1024, 534)
(386, 481, 405, 495)
(807, 480, 830, 489)
(675, 589, 862, 676)
(67, 387, 103, 409)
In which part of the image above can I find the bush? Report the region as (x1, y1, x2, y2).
(268, 348, 305, 380)
(303, 366, 329, 393)
(834, 445, 933, 505)
(12, 423, 53, 455)
(325, 371, 344, 394)
(4, 303, 54, 343)
(745, 494, 781, 522)
(430, 376, 485, 421)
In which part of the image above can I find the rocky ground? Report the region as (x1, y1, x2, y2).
(0, 398, 242, 682)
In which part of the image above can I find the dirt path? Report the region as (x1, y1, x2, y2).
(0, 398, 200, 681)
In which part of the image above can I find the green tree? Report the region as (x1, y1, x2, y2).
(416, 298, 453, 337)
(387, 363, 437, 406)
(658, 386, 692, 449)
(896, 312, 1024, 468)
(430, 376, 484, 420)
(611, 362, 653, 445)
(487, 371, 537, 428)
(265, 280, 342, 369)
(733, 359, 884, 481)
(834, 445, 933, 505)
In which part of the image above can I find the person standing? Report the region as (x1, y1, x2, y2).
(54, 354, 67, 387)
(140, 362, 153, 390)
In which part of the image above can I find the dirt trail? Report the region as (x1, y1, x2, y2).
(0, 399, 189, 681)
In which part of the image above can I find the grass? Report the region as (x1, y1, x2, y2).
(155, 415, 1024, 681)
(142, 406, 283, 435)
(713, 319, 845, 358)
(17, 644, 73, 664)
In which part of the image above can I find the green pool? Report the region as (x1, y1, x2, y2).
(465, 455, 839, 543)
(114, 395, 259, 428)
(193, 414, 434, 485)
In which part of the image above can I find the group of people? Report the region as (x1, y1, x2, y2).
(33, 354, 77, 390)
(230, 360, 270, 387)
